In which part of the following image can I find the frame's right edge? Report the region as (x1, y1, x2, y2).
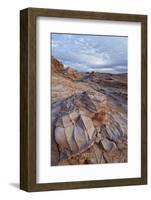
(141, 15, 147, 184)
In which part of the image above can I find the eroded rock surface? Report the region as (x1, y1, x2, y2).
(51, 57, 127, 166)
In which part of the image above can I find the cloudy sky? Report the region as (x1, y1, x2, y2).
(51, 33, 128, 74)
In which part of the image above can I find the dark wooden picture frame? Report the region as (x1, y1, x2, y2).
(20, 7, 147, 192)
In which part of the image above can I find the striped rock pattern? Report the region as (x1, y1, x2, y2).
(53, 91, 127, 165)
(51, 56, 127, 166)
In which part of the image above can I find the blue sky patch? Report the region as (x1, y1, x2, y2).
(51, 33, 128, 74)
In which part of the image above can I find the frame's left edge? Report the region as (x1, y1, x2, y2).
(20, 8, 30, 191)
(20, 8, 37, 192)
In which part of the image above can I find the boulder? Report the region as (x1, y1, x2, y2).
(80, 115, 95, 140)
(64, 125, 78, 153)
(74, 124, 87, 150)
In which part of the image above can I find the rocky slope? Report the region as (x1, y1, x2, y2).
(51, 57, 127, 166)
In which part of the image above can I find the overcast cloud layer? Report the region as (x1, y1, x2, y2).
(51, 33, 128, 74)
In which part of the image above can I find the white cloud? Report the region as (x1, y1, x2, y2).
(52, 33, 128, 73)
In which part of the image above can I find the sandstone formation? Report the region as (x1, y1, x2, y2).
(51, 57, 127, 166)
(51, 56, 64, 73)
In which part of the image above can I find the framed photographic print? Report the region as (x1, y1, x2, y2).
(20, 8, 147, 191)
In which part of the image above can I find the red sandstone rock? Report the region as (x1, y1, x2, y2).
(51, 56, 64, 73)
